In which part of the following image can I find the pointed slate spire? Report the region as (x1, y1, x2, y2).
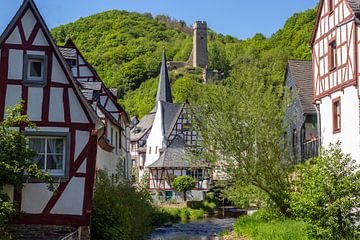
(156, 51, 173, 103)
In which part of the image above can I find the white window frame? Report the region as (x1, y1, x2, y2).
(26, 131, 70, 179)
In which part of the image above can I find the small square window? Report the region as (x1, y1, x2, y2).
(23, 54, 48, 86)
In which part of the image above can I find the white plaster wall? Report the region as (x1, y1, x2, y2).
(320, 86, 360, 164)
(21, 183, 53, 214)
(33, 29, 48, 46)
(8, 49, 23, 80)
(96, 147, 118, 176)
(68, 89, 88, 123)
(27, 87, 43, 121)
(75, 130, 89, 161)
(50, 177, 85, 215)
(21, 9, 36, 40)
(6, 26, 22, 44)
(51, 54, 68, 84)
(146, 102, 166, 167)
(49, 87, 64, 122)
(4, 85, 22, 111)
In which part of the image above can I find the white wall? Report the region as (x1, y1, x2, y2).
(320, 86, 360, 164)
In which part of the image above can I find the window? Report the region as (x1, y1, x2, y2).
(28, 136, 67, 177)
(149, 147, 151, 154)
(110, 128, 114, 145)
(155, 146, 158, 154)
(23, 54, 48, 86)
(333, 98, 341, 133)
(329, 41, 337, 70)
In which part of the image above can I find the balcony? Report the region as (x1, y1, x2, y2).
(302, 138, 320, 161)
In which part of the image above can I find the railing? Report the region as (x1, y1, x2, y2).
(61, 231, 78, 240)
(302, 138, 320, 161)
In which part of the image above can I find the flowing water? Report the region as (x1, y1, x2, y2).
(149, 208, 245, 240)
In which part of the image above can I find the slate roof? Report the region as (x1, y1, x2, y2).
(58, 47, 77, 59)
(156, 51, 173, 103)
(81, 89, 94, 101)
(148, 136, 189, 168)
(130, 113, 155, 141)
(80, 81, 102, 91)
(349, 0, 360, 18)
(287, 60, 315, 114)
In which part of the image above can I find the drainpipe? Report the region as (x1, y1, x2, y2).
(314, 102, 321, 154)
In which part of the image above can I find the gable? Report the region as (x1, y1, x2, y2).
(0, 0, 98, 125)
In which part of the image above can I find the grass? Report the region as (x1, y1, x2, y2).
(234, 208, 313, 240)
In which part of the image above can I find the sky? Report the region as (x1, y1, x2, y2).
(0, 0, 318, 40)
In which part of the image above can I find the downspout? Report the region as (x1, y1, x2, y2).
(314, 102, 321, 154)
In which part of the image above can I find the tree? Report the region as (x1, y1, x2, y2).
(290, 142, 360, 239)
(186, 64, 293, 215)
(172, 176, 196, 201)
(0, 104, 52, 235)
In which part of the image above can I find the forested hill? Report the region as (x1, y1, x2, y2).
(51, 7, 317, 117)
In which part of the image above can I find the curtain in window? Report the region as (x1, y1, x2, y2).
(29, 138, 45, 169)
(47, 139, 64, 171)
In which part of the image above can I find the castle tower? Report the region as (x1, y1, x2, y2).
(193, 21, 208, 68)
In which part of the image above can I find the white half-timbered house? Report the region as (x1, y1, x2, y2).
(131, 52, 210, 201)
(0, 0, 131, 235)
(59, 39, 132, 178)
(311, 0, 360, 163)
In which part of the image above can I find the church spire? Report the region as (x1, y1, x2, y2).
(156, 51, 173, 103)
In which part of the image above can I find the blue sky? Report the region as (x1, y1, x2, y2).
(0, 0, 318, 40)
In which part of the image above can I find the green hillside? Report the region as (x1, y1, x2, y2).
(51, 7, 317, 118)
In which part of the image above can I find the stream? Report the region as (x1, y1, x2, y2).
(149, 208, 246, 240)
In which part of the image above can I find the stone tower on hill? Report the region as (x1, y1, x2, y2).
(192, 21, 208, 68)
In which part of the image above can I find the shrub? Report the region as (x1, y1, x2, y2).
(290, 143, 360, 239)
(172, 176, 196, 201)
(91, 170, 155, 240)
(188, 208, 205, 220)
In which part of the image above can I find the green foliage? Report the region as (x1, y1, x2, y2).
(234, 208, 312, 240)
(51, 6, 316, 118)
(153, 207, 205, 225)
(290, 142, 360, 239)
(91, 170, 154, 240)
(0, 104, 53, 233)
(202, 192, 218, 213)
(172, 176, 196, 201)
(224, 184, 270, 209)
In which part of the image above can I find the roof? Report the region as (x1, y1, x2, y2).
(156, 51, 173, 104)
(287, 60, 315, 114)
(349, 0, 360, 18)
(58, 47, 77, 59)
(131, 102, 182, 142)
(148, 135, 189, 168)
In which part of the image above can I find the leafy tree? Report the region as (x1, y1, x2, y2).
(187, 66, 292, 215)
(172, 176, 196, 201)
(290, 142, 360, 239)
(0, 104, 53, 236)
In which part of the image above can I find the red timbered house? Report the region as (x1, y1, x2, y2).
(311, 0, 360, 163)
(130, 52, 210, 201)
(0, 0, 130, 236)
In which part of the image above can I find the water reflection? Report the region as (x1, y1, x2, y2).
(149, 218, 236, 240)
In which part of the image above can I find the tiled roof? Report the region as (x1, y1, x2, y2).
(287, 60, 315, 114)
(148, 135, 189, 168)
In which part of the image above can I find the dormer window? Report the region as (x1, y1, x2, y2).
(23, 54, 48, 86)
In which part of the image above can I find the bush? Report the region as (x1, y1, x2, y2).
(172, 176, 196, 201)
(91, 170, 155, 240)
(290, 143, 360, 239)
(188, 208, 205, 220)
(234, 208, 311, 240)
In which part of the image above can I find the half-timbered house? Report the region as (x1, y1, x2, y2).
(130, 52, 210, 201)
(311, 0, 360, 163)
(0, 0, 130, 237)
(284, 60, 319, 164)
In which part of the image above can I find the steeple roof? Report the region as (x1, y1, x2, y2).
(156, 51, 173, 103)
